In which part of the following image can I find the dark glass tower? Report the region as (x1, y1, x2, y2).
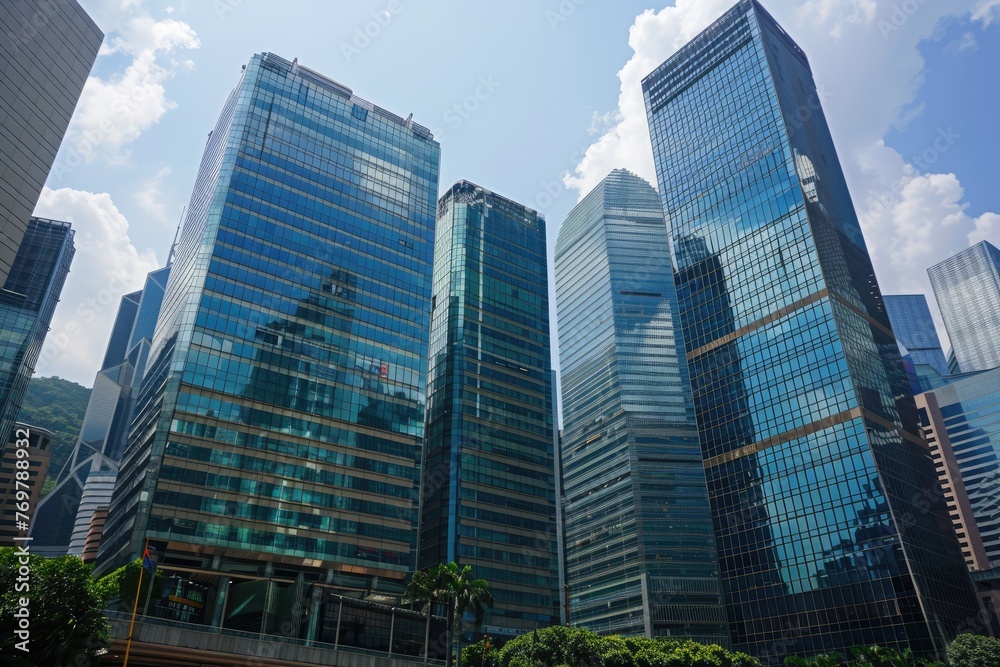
(30, 284, 141, 557)
(0, 217, 75, 450)
(643, 1, 982, 661)
(883, 294, 950, 392)
(419, 180, 558, 634)
(555, 169, 728, 643)
(0, 0, 101, 286)
(98, 53, 439, 648)
(32, 264, 173, 558)
(929, 241, 1000, 375)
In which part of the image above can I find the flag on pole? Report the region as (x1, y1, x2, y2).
(142, 545, 157, 573)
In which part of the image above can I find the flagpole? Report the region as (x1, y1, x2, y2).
(123, 537, 149, 667)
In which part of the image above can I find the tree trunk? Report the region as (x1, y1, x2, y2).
(423, 603, 432, 666)
(448, 597, 456, 667)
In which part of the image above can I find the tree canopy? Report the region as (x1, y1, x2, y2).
(946, 634, 1000, 667)
(0, 548, 109, 667)
(464, 625, 759, 667)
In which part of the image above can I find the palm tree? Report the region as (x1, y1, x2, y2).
(406, 562, 492, 667)
(405, 563, 453, 664)
(448, 562, 492, 667)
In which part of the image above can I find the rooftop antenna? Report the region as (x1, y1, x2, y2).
(167, 206, 185, 267)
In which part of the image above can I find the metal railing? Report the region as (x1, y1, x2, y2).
(106, 610, 447, 665)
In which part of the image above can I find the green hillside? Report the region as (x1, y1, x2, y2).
(16, 376, 91, 493)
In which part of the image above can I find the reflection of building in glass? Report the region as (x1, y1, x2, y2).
(0, 1, 101, 287)
(556, 170, 727, 643)
(643, 1, 981, 661)
(32, 265, 170, 557)
(97, 53, 439, 652)
(420, 181, 558, 634)
(0, 218, 75, 450)
(929, 241, 1000, 375)
(917, 369, 1000, 569)
(913, 391, 990, 572)
(673, 235, 784, 645)
(884, 294, 950, 392)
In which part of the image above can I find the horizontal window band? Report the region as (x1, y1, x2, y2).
(686, 288, 829, 361)
(702, 407, 926, 469)
(703, 407, 862, 469)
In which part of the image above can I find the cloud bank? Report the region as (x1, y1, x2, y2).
(33, 188, 161, 386)
(564, 0, 999, 350)
(58, 9, 199, 167)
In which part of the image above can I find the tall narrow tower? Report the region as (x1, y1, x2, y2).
(929, 240, 1000, 374)
(0, 0, 101, 287)
(0, 218, 75, 449)
(420, 181, 559, 634)
(98, 53, 440, 649)
(643, 1, 982, 660)
(555, 169, 728, 643)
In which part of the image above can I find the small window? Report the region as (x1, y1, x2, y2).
(352, 104, 368, 122)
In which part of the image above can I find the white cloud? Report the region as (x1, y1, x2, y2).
(32, 188, 161, 386)
(564, 0, 998, 351)
(65, 13, 199, 163)
(973, 0, 1000, 25)
(563, 0, 734, 198)
(948, 30, 979, 51)
(135, 166, 176, 228)
(857, 140, 1000, 347)
(795, 0, 876, 38)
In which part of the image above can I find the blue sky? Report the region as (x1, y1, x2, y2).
(33, 0, 1000, 387)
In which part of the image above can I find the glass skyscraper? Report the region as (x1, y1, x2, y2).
(30, 262, 173, 557)
(98, 53, 439, 650)
(643, 1, 982, 660)
(917, 368, 1000, 569)
(32, 265, 171, 558)
(929, 241, 1000, 375)
(0, 217, 75, 451)
(0, 0, 101, 286)
(883, 294, 950, 393)
(420, 180, 558, 635)
(555, 169, 728, 643)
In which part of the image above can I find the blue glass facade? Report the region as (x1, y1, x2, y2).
(100, 289, 142, 372)
(643, 2, 981, 660)
(556, 169, 728, 642)
(0, 217, 75, 451)
(884, 295, 950, 393)
(919, 368, 1000, 568)
(929, 241, 1000, 375)
(33, 265, 171, 557)
(420, 181, 558, 634)
(98, 53, 440, 649)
